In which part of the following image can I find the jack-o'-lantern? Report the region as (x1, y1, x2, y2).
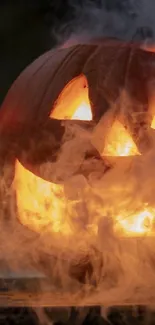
(1, 38, 155, 306)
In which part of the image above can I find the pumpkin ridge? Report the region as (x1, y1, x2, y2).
(43, 45, 98, 118)
(37, 45, 89, 118)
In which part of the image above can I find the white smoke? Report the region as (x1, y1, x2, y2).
(52, 0, 155, 47)
(1, 91, 155, 310)
(3, 1, 155, 323)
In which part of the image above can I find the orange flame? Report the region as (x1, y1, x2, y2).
(116, 209, 155, 236)
(103, 120, 140, 156)
(14, 102, 92, 235)
(14, 103, 155, 237)
(151, 116, 155, 129)
(50, 74, 92, 121)
(72, 102, 92, 120)
(13, 159, 72, 235)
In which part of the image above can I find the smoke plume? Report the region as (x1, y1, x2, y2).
(1, 90, 155, 312)
(3, 1, 155, 323)
(51, 0, 155, 47)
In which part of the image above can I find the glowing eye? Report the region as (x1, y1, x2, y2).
(92, 117, 140, 158)
(50, 74, 92, 121)
(103, 120, 140, 157)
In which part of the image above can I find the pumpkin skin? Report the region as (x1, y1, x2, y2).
(1, 39, 155, 305)
(0, 38, 154, 130)
(1, 38, 155, 184)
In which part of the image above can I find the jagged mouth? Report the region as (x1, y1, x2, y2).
(14, 152, 155, 238)
(11, 115, 155, 240)
(18, 148, 112, 184)
(16, 118, 137, 184)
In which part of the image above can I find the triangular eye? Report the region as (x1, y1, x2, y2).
(50, 74, 92, 121)
(103, 120, 140, 156)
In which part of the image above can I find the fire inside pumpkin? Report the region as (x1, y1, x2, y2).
(13, 75, 155, 239)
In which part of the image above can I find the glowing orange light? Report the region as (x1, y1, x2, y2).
(151, 116, 155, 129)
(71, 102, 92, 120)
(103, 120, 140, 156)
(14, 157, 155, 236)
(13, 160, 71, 235)
(50, 74, 92, 121)
(14, 97, 155, 238)
(116, 209, 154, 236)
(13, 69, 94, 235)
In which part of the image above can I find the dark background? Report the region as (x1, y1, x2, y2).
(1, 0, 153, 105)
(0, 0, 55, 104)
(0, 1, 155, 324)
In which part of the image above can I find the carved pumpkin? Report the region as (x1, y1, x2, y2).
(1, 38, 155, 233)
(1, 39, 155, 305)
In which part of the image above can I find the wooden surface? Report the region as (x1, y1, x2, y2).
(0, 290, 155, 307)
